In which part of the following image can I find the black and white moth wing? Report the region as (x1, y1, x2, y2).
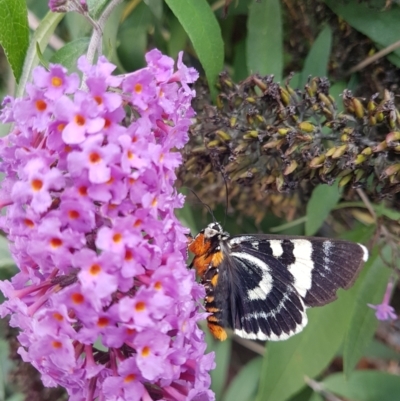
(287, 238, 368, 307)
(218, 244, 308, 341)
(224, 235, 368, 340)
(230, 235, 368, 306)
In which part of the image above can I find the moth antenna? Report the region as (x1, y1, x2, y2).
(181, 186, 216, 223)
(222, 174, 229, 228)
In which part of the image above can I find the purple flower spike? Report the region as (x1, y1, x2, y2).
(0, 50, 215, 401)
(368, 280, 397, 321)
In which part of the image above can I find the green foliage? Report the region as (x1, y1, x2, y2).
(0, 0, 29, 82)
(325, 0, 400, 66)
(50, 38, 90, 72)
(15, 11, 64, 98)
(165, 0, 224, 99)
(299, 24, 332, 86)
(305, 182, 341, 236)
(247, 0, 283, 80)
(222, 357, 263, 401)
(209, 335, 232, 400)
(343, 247, 392, 377)
(322, 371, 400, 400)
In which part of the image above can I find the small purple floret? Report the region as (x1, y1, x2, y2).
(368, 281, 397, 321)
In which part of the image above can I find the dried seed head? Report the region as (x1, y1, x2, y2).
(179, 73, 400, 221)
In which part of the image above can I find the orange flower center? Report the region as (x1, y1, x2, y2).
(50, 238, 63, 248)
(35, 99, 47, 111)
(68, 210, 80, 219)
(135, 301, 146, 312)
(31, 179, 43, 191)
(141, 346, 150, 357)
(24, 219, 34, 228)
(104, 118, 111, 129)
(51, 76, 63, 87)
(97, 317, 109, 327)
(53, 312, 64, 321)
(89, 264, 101, 275)
(89, 152, 101, 164)
(125, 249, 133, 261)
(71, 293, 84, 304)
(78, 186, 88, 196)
(113, 233, 122, 243)
(94, 95, 103, 105)
(74, 114, 85, 126)
(57, 123, 66, 132)
(124, 373, 136, 383)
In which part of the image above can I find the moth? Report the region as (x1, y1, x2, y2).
(188, 222, 368, 341)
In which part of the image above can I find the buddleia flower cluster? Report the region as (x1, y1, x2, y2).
(0, 49, 215, 401)
(181, 73, 400, 221)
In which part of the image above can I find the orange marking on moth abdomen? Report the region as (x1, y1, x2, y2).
(191, 255, 210, 276)
(211, 251, 224, 268)
(211, 273, 219, 287)
(188, 233, 212, 276)
(188, 234, 225, 276)
(188, 233, 209, 255)
(207, 321, 228, 341)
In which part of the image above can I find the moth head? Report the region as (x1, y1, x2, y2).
(204, 222, 225, 240)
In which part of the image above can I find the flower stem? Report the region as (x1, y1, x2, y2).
(84, 0, 124, 83)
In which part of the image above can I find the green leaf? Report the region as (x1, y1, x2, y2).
(165, 0, 224, 99)
(145, 0, 163, 20)
(300, 25, 332, 86)
(365, 339, 400, 361)
(339, 222, 376, 243)
(286, 385, 313, 401)
(50, 38, 90, 72)
(210, 337, 232, 401)
(103, 1, 125, 60)
(0, 123, 11, 138)
(6, 394, 25, 401)
(308, 394, 324, 401)
(343, 246, 392, 377)
(175, 201, 198, 235)
(305, 181, 341, 236)
(256, 229, 371, 401)
(222, 357, 263, 401)
(36, 42, 49, 70)
(246, 0, 283, 81)
(16, 11, 64, 98)
(322, 371, 400, 401)
(373, 203, 400, 221)
(64, 11, 91, 41)
(0, 0, 29, 83)
(167, 16, 188, 60)
(0, 338, 12, 400)
(87, 0, 109, 18)
(329, 81, 347, 113)
(233, 39, 248, 82)
(325, 0, 400, 67)
(0, 236, 13, 268)
(118, 2, 151, 72)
